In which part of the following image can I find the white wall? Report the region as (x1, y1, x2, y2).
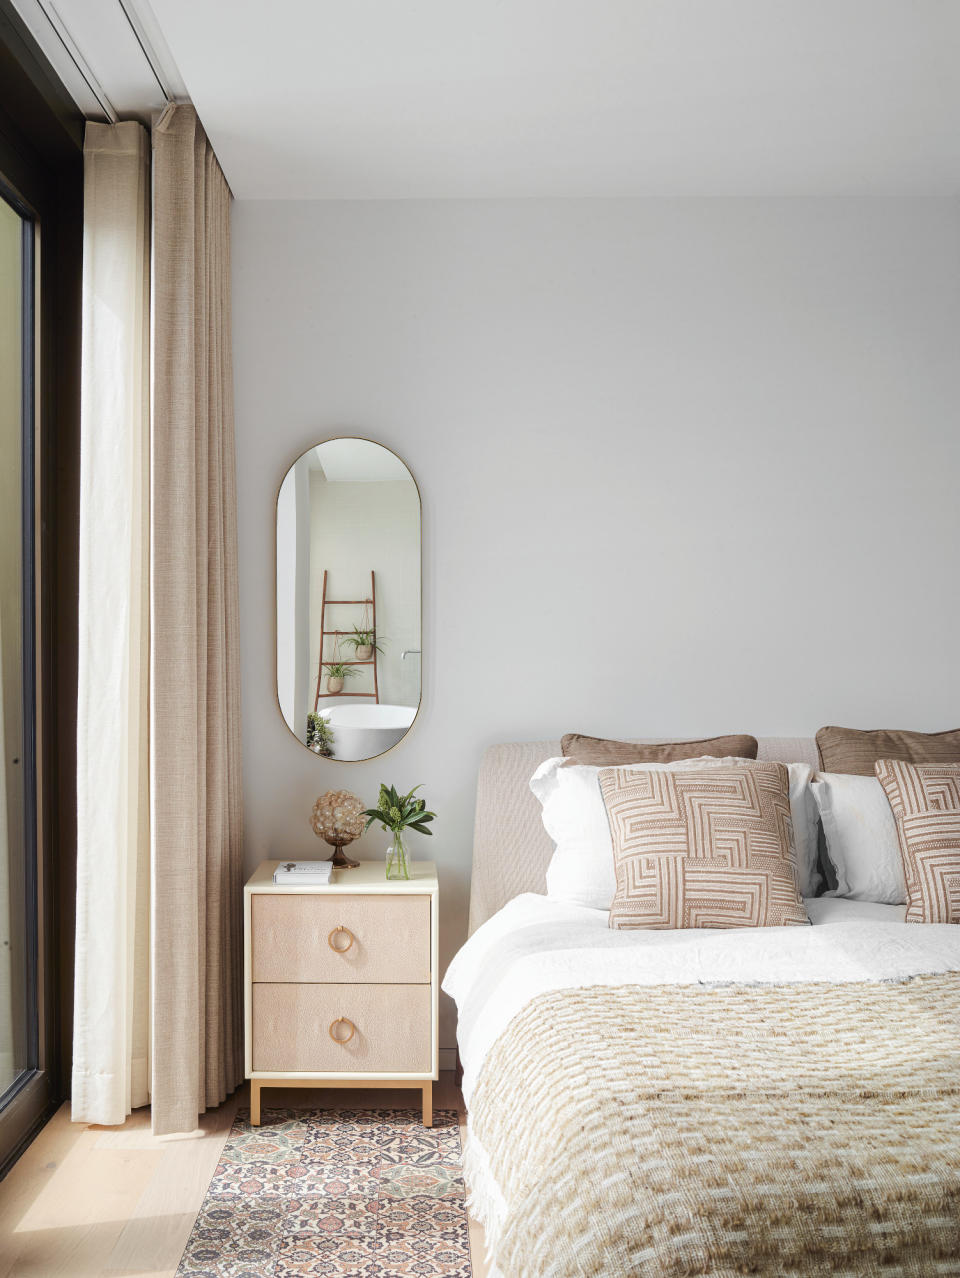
(233, 197, 960, 1051)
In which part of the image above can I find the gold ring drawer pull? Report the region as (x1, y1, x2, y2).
(328, 925, 355, 953)
(329, 1017, 355, 1045)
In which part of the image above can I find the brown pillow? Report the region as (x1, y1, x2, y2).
(875, 759, 960, 924)
(816, 726, 960, 777)
(561, 732, 758, 766)
(600, 762, 809, 931)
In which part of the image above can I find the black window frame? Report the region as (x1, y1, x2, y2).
(0, 0, 82, 1176)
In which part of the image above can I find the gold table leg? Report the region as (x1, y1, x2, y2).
(422, 1081, 433, 1127)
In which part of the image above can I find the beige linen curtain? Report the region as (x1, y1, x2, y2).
(150, 104, 243, 1135)
(73, 122, 151, 1124)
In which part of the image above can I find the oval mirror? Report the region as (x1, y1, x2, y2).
(276, 438, 421, 760)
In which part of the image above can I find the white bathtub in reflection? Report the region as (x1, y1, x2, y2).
(325, 703, 418, 761)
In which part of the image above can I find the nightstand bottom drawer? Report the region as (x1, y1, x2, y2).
(251, 983, 432, 1074)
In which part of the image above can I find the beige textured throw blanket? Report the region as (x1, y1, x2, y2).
(468, 977, 960, 1276)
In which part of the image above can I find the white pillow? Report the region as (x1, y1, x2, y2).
(810, 772, 906, 905)
(532, 756, 820, 910)
(785, 762, 820, 898)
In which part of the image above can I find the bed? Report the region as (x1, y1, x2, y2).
(443, 738, 960, 1277)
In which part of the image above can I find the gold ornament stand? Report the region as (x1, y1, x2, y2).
(325, 836, 359, 869)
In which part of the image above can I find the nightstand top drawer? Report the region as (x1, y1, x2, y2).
(252, 892, 430, 984)
(246, 860, 437, 895)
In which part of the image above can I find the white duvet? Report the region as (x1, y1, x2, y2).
(443, 894, 960, 1106)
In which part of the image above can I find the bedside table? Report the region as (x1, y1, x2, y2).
(243, 860, 439, 1126)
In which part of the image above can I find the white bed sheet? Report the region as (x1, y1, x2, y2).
(443, 893, 960, 1105)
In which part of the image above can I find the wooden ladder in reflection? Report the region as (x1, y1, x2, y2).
(313, 569, 380, 709)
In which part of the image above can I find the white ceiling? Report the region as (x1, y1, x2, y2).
(15, 0, 960, 198)
(144, 0, 960, 197)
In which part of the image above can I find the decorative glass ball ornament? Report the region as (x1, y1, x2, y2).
(310, 790, 366, 868)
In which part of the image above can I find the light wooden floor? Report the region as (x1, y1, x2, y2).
(0, 1073, 489, 1278)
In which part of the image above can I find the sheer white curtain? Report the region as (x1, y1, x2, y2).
(72, 121, 151, 1124)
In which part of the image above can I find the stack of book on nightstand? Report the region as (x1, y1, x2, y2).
(272, 860, 334, 885)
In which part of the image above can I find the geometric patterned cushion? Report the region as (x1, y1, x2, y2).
(875, 759, 960, 924)
(600, 762, 809, 930)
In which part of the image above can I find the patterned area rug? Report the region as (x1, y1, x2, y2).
(177, 1107, 472, 1277)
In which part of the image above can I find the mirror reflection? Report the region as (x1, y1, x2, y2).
(277, 438, 421, 760)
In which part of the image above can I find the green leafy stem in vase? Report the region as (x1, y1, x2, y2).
(362, 783, 435, 880)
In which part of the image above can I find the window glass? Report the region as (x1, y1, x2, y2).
(0, 192, 27, 1101)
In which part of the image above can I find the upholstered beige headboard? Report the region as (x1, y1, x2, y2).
(468, 736, 820, 934)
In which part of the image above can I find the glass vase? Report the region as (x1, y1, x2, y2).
(385, 831, 410, 880)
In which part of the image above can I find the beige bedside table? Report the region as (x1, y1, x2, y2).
(243, 860, 439, 1126)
